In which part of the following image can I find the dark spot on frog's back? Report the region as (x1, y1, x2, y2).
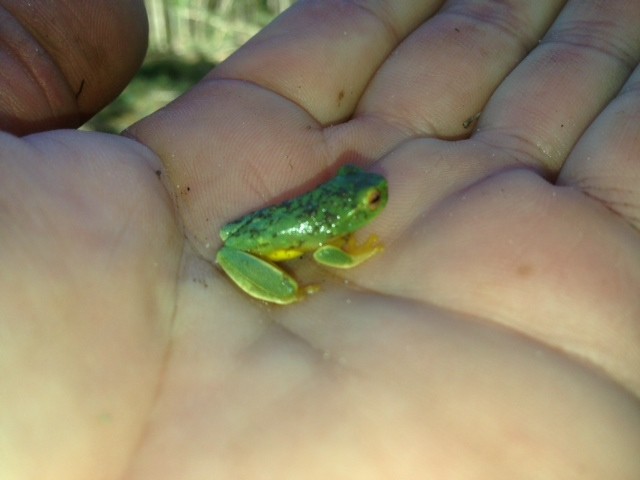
(337, 89, 344, 106)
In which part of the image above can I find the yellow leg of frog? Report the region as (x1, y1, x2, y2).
(313, 234, 383, 268)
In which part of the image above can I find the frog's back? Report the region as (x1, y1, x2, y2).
(219, 201, 315, 254)
(220, 166, 387, 256)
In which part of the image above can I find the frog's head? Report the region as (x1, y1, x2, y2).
(337, 167, 388, 232)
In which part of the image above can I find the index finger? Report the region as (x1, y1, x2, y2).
(210, 1, 441, 124)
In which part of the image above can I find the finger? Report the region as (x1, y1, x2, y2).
(211, 0, 444, 124)
(0, 0, 147, 135)
(475, 0, 640, 174)
(558, 64, 640, 231)
(339, 0, 565, 152)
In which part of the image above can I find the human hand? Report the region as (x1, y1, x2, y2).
(0, 0, 147, 135)
(2, 1, 640, 479)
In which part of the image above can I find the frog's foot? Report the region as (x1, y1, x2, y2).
(312, 234, 383, 269)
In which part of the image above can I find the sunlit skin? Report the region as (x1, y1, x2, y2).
(1, 1, 640, 479)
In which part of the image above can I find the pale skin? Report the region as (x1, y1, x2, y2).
(1, 0, 640, 479)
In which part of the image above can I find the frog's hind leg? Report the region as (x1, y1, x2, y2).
(313, 235, 383, 269)
(216, 246, 300, 305)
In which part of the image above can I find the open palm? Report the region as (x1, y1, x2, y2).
(2, 1, 640, 478)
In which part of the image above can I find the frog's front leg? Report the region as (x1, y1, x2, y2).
(313, 234, 383, 269)
(216, 246, 300, 305)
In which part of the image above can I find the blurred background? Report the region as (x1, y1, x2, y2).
(82, 0, 294, 132)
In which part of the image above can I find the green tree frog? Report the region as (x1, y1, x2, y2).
(216, 165, 389, 304)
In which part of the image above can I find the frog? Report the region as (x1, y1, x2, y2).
(215, 165, 389, 304)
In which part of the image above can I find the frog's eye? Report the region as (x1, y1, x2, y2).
(365, 188, 383, 210)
